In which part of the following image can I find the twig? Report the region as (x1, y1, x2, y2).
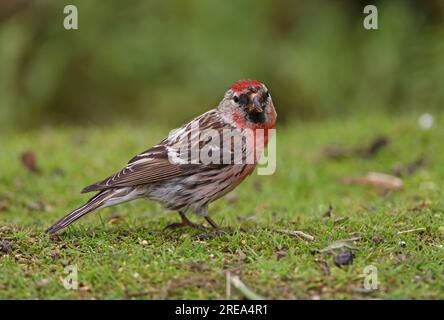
(273, 229, 315, 241)
(397, 227, 426, 235)
(226, 272, 231, 299)
(228, 274, 264, 300)
(319, 238, 360, 253)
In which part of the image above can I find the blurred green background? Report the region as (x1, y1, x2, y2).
(0, 0, 443, 129)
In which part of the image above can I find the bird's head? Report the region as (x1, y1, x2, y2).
(219, 79, 277, 129)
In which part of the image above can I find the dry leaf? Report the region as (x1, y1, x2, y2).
(20, 151, 40, 174)
(343, 172, 403, 190)
(273, 229, 315, 241)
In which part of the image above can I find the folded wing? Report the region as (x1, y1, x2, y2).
(81, 109, 231, 193)
(81, 145, 192, 193)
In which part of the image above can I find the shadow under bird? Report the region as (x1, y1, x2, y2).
(46, 79, 277, 234)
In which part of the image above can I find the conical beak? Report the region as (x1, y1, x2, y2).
(250, 95, 263, 113)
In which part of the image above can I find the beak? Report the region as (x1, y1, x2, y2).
(249, 94, 263, 113)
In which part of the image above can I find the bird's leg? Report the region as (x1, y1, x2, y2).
(192, 216, 228, 239)
(164, 211, 205, 230)
(205, 216, 222, 231)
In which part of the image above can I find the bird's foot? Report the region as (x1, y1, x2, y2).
(163, 212, 206, 231)
(163, 221, 205, 231)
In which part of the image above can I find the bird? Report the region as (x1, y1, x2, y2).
(45, 79, 277, 234)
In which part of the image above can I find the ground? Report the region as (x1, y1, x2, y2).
(1, 113, 443, 299)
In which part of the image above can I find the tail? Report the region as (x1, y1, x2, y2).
(45, 190, 115, 234)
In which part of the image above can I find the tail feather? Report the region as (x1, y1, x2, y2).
(45, 190, 113, 234)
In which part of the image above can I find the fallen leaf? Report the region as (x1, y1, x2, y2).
(273, 229, 315, 241)
(20, 151, 40, 174)
(343, 172, 403, 191)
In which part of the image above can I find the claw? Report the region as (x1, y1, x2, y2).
(163, 212, 206, 231)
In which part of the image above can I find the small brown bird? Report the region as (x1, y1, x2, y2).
(46, 80, 277, 234)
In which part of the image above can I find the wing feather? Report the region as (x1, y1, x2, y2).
(81, 109, 228, 193)
(81, 146, 190, 193)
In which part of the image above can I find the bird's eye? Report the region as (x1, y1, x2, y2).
(233, 96, 239, 103)
(238, 94, 249, 105)
(265, 91, 270, 98)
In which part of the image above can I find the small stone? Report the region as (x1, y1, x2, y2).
(334, 250, 354, 267)
(0, 240, 13, 253)
(399, 241, 407, 248)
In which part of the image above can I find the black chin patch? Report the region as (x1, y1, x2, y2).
(247, 111, 266, 124)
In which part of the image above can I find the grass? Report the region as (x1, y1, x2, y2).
(1, 113, 444, 299)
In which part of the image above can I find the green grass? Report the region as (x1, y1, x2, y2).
(1, 113, 444, 299)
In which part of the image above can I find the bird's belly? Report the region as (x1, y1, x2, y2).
(144, 164, 255, 215)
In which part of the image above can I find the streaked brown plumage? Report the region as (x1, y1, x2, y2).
(46, 80, 277, 234)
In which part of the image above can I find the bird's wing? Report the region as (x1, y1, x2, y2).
(81, 109, 229, 193)
(81, 144, 194, 193)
